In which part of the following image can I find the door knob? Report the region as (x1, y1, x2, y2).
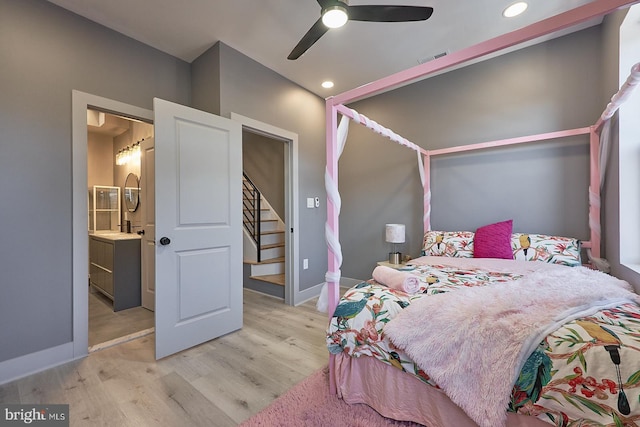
(159, 237, 171, 246)
(137, 229, 145, 235)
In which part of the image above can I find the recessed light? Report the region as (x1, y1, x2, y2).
(503, 2, 528, 18)
(322, 81, 335, 89)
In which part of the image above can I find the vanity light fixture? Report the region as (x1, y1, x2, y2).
(131, 141, 141, 162)
(115, 147, 128, 166)
(116, 140, 142, 166)
(503, 2, 528, 18)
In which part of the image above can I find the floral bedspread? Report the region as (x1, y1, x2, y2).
(327, 259, 640, 426)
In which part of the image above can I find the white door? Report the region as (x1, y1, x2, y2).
(154, 98, 243, 359)
(139, 138, 156, 311)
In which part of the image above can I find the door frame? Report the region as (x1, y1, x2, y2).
(72, 97, 305, 359)
(230, 113, 301, 305)
(71, 91, 153, 359)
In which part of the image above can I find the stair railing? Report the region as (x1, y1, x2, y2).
(242, 173, 262, 262)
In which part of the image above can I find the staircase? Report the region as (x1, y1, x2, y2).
(243, 174, 286, 287)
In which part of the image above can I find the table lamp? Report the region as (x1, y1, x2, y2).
(385, 224, 405, 264)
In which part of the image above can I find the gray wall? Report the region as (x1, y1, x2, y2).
(191, 43, 221, 115)
(243, 131, 285, 218)
(339, 27, 604, 280)
(191, 43, 327, 292)
(0, 0, 190, 363)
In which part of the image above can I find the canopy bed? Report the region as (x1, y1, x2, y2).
(322, 0, 640, 426)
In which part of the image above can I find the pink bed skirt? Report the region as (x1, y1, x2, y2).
(333, 353, 551, 427)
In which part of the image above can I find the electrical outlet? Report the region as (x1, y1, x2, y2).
(303, 258, 309, 269)
(314, 197, 320, 208)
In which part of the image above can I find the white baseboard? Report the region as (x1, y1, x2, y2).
(293, 276, 364, 306)
(294, 282, 324, 306)
(339, 277, 364, 289)
(0, 342, 81, 386)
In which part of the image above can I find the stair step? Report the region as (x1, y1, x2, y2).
(261, 242, 284, 250)
(243, 173, 286, 268)
(243, 219, 278, 226)
(250, 274, 285, 286)
(245, 218, 277, 223)
(244, 256, 285, 265)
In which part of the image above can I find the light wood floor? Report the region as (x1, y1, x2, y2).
(0, 289, 330, 426)
(89, 289, 155, 347)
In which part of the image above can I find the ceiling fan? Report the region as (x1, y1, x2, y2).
(288, 0, 434, 60)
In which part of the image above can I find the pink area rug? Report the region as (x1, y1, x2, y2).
(240, 366, 423, 427)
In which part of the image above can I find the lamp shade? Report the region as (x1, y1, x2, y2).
(385, 224, 405, 244)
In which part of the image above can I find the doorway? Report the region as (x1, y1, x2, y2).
(86, 109, 155, 351)
(72, 92, 156, 359)
(231, 113, 299, 306)
(72, 93, 299, 362)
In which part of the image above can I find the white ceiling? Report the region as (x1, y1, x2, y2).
(47, 0, 601, 97)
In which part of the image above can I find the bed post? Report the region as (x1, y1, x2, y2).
(326, 98, 340, 394)
(325, 100, 340, 318)
(424, 153, 431, 234)
(588, 127, 601, 260)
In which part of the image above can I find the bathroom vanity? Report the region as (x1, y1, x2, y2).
(89, 232, 141, 311)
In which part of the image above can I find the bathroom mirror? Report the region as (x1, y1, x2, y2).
(123, 173, 140, 212)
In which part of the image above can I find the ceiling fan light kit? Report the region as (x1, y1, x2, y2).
(322, 5, 349, 28)
(288, 0, 434, 60)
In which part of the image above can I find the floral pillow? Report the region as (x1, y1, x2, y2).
(511, 233, 581, 267)
(422, 231, 474, 258)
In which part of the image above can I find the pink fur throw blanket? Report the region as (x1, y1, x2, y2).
(384, 266, 639, 427)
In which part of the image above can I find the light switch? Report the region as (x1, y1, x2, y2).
(307, 198, 314, 208)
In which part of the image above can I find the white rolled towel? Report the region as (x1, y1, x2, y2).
(372, 266, 420, 294)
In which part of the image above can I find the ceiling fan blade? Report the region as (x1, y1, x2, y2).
(317, 0, 337, 8)
(288, 18, 330, 60)
(347, 5, 434, 22)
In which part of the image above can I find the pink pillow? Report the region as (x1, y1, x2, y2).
(474, 220, 514, 259)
